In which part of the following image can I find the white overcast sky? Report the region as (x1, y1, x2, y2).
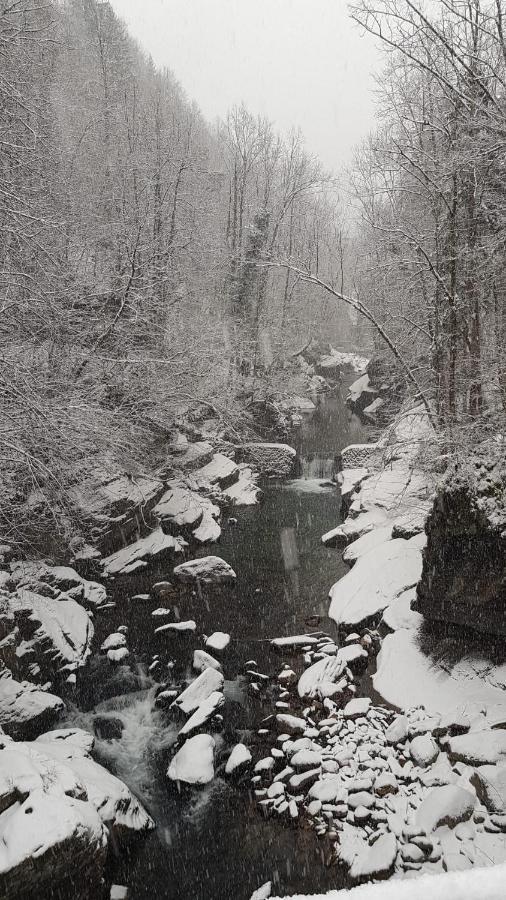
(109, 0, 382, 172)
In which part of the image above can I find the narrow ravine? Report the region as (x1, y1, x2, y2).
(64, 384, 369, 900)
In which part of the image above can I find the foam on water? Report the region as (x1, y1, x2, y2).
(66, 686, 177, 800)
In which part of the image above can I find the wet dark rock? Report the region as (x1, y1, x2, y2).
(93, 714, 124, 741)
(415, 444, 506, 636)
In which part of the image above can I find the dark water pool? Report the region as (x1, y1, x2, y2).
(68, 386, 368, 900)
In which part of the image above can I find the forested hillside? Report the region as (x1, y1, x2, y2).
(1, 0, 351, 549)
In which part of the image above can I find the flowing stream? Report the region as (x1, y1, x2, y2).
(68, 384, 368, 900)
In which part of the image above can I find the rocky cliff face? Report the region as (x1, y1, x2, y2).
(415, 444, 506, 636)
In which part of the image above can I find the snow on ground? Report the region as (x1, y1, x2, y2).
(373, 625, 506, 716)
(270, 863, 506, 898)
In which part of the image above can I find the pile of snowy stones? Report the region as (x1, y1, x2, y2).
(248, 630, 506, 884)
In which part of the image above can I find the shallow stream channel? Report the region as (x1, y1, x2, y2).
(67, 385, 370, 899)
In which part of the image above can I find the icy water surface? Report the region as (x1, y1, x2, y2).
(69, 386, 367, 900)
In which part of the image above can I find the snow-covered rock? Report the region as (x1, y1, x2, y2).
(347, 374, 376, 411)
(409, 733, 439, 767)
(172, 668, 225, 715)
(178, 691, 224, 737)
(101, 633, 127, 652)
(167, 733, 215, 785)
(416, 784, 475, 832)
(0, 726, 153, 900)
(342, 526, 393, 563)
(205, 631, 230, 651)
(249, 880, 272, 900)
(153, 479, 222, 543)
(271, 634, 318, 651)
(225, 743, 252, 775)
(193, 453, 239, 489)
(154, 620, 196, 636)
(329, 538, 422, 627)
(9, 561, 107, 611)
(349, 831, 397, 882)
(0, 786, 107, 900)
(446, 730, 506, 766)
(297, 656, 347, 700)
(0, 672, 64, 738)
(385, 715, 408, 745)
(193, 649, 222, 673)
(192, 512, 222, 543)
(171, 440, 214, 472)
(35, 730, 154, 835)
(381, 588, 423, 631)
(103, 528, 186, 576)
(222, 466, 261, 506)
(362, 397, 384, 422)
(1, 588, 93, 682)
(275, 714, 306, 734)
(316, 349, 369, 376)
(337, 467, 370, 503)
(343, 697, 371, 719)
(173, 556, 236, 583)
(471, 764, 506, 814)
(71, 471, 164, 554)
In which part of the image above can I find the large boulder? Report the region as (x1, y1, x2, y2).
(9, 561, 107, 611)
(472, 764, 506, 814)
(0, 588, 93, 684)
(102, 527, 186, 576)
(167, 733, 215, 785)
(70, 469, 165, 554)
(0, 727, 153, 899)
(415, 445, 506, 636)
(173, 555, 236, 584)
(0, 671, 64, 739)
(329, 537, 423, 627)
(153, 480, 221, 542)
(416, 784, 475, 832)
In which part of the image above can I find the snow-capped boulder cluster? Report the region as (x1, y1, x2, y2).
(249, 630, 506, 882)
(0, 727, 153, 899)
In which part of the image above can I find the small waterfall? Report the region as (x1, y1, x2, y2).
(299, 455, 336, 480)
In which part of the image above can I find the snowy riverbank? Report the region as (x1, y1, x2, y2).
(246, 400, 506, 897)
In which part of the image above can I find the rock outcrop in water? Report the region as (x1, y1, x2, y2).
(415, 443, 506, 637)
